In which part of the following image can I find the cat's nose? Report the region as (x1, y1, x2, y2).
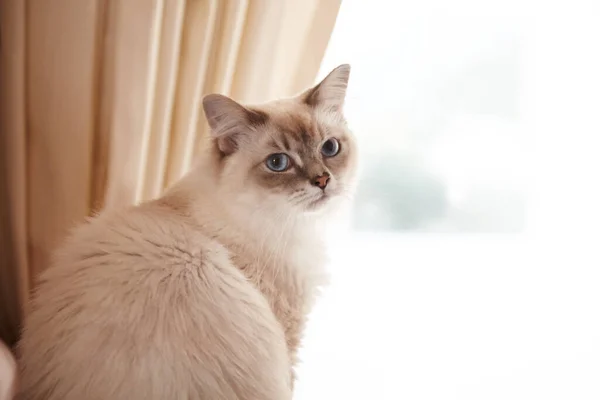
(312, 172, 330, 190)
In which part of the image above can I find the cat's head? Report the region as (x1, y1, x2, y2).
(202, 64, 357, 219)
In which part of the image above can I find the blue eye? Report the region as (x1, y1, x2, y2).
(265, 153, 290, 172)
(321, 138, 340, 157)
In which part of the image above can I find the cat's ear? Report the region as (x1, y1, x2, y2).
(202, 94, 268, 155)
(301, 64, 351, 113)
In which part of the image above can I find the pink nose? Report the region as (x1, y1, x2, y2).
(312, 173, 330, 190)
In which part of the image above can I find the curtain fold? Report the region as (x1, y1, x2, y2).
(0, 0, 28, 347)
(0, 0, 341, 347)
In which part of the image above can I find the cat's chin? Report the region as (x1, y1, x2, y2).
(306, 195, 328, 209)
(301, 193, 337, 215)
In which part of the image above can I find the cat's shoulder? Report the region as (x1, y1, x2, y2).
(77, 202, 197, 241)
(56, 201, 227, 271)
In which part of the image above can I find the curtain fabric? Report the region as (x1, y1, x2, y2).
(0, 0, 341, 347)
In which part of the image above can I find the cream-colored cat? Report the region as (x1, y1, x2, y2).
(16, 65, 357, 400)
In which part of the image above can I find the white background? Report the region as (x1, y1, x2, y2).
(295, 0, 600, 398)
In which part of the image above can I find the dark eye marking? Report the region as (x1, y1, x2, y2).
(281, 135, 292, 151)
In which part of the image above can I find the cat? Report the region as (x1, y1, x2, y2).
(16, 64, 357, 400)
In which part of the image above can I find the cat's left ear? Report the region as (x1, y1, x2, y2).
(203, 94, 268, 155)
(301, 64, 350, 113)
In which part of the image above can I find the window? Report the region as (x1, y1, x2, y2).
(295, 0, 600, 399)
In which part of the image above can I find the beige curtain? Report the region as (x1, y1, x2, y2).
(0, 0, 341, 347)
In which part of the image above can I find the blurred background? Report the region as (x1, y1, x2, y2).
(297, 1, 600, 399)
(337, 1, 528, 233)
(2, 0, 600, 399)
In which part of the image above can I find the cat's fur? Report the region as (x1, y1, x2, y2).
(16, 65, 357, 400)
(0, 340, 16, 400)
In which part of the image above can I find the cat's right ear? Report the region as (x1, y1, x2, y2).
(301, 64, 350, 113)
(202, 94, 268, 155)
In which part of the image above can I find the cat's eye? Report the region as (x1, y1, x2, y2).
(265, 153, 290, 172)
(321, 138, 340, 157)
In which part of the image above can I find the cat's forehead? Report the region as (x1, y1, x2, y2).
(253, 100, 325, 145)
